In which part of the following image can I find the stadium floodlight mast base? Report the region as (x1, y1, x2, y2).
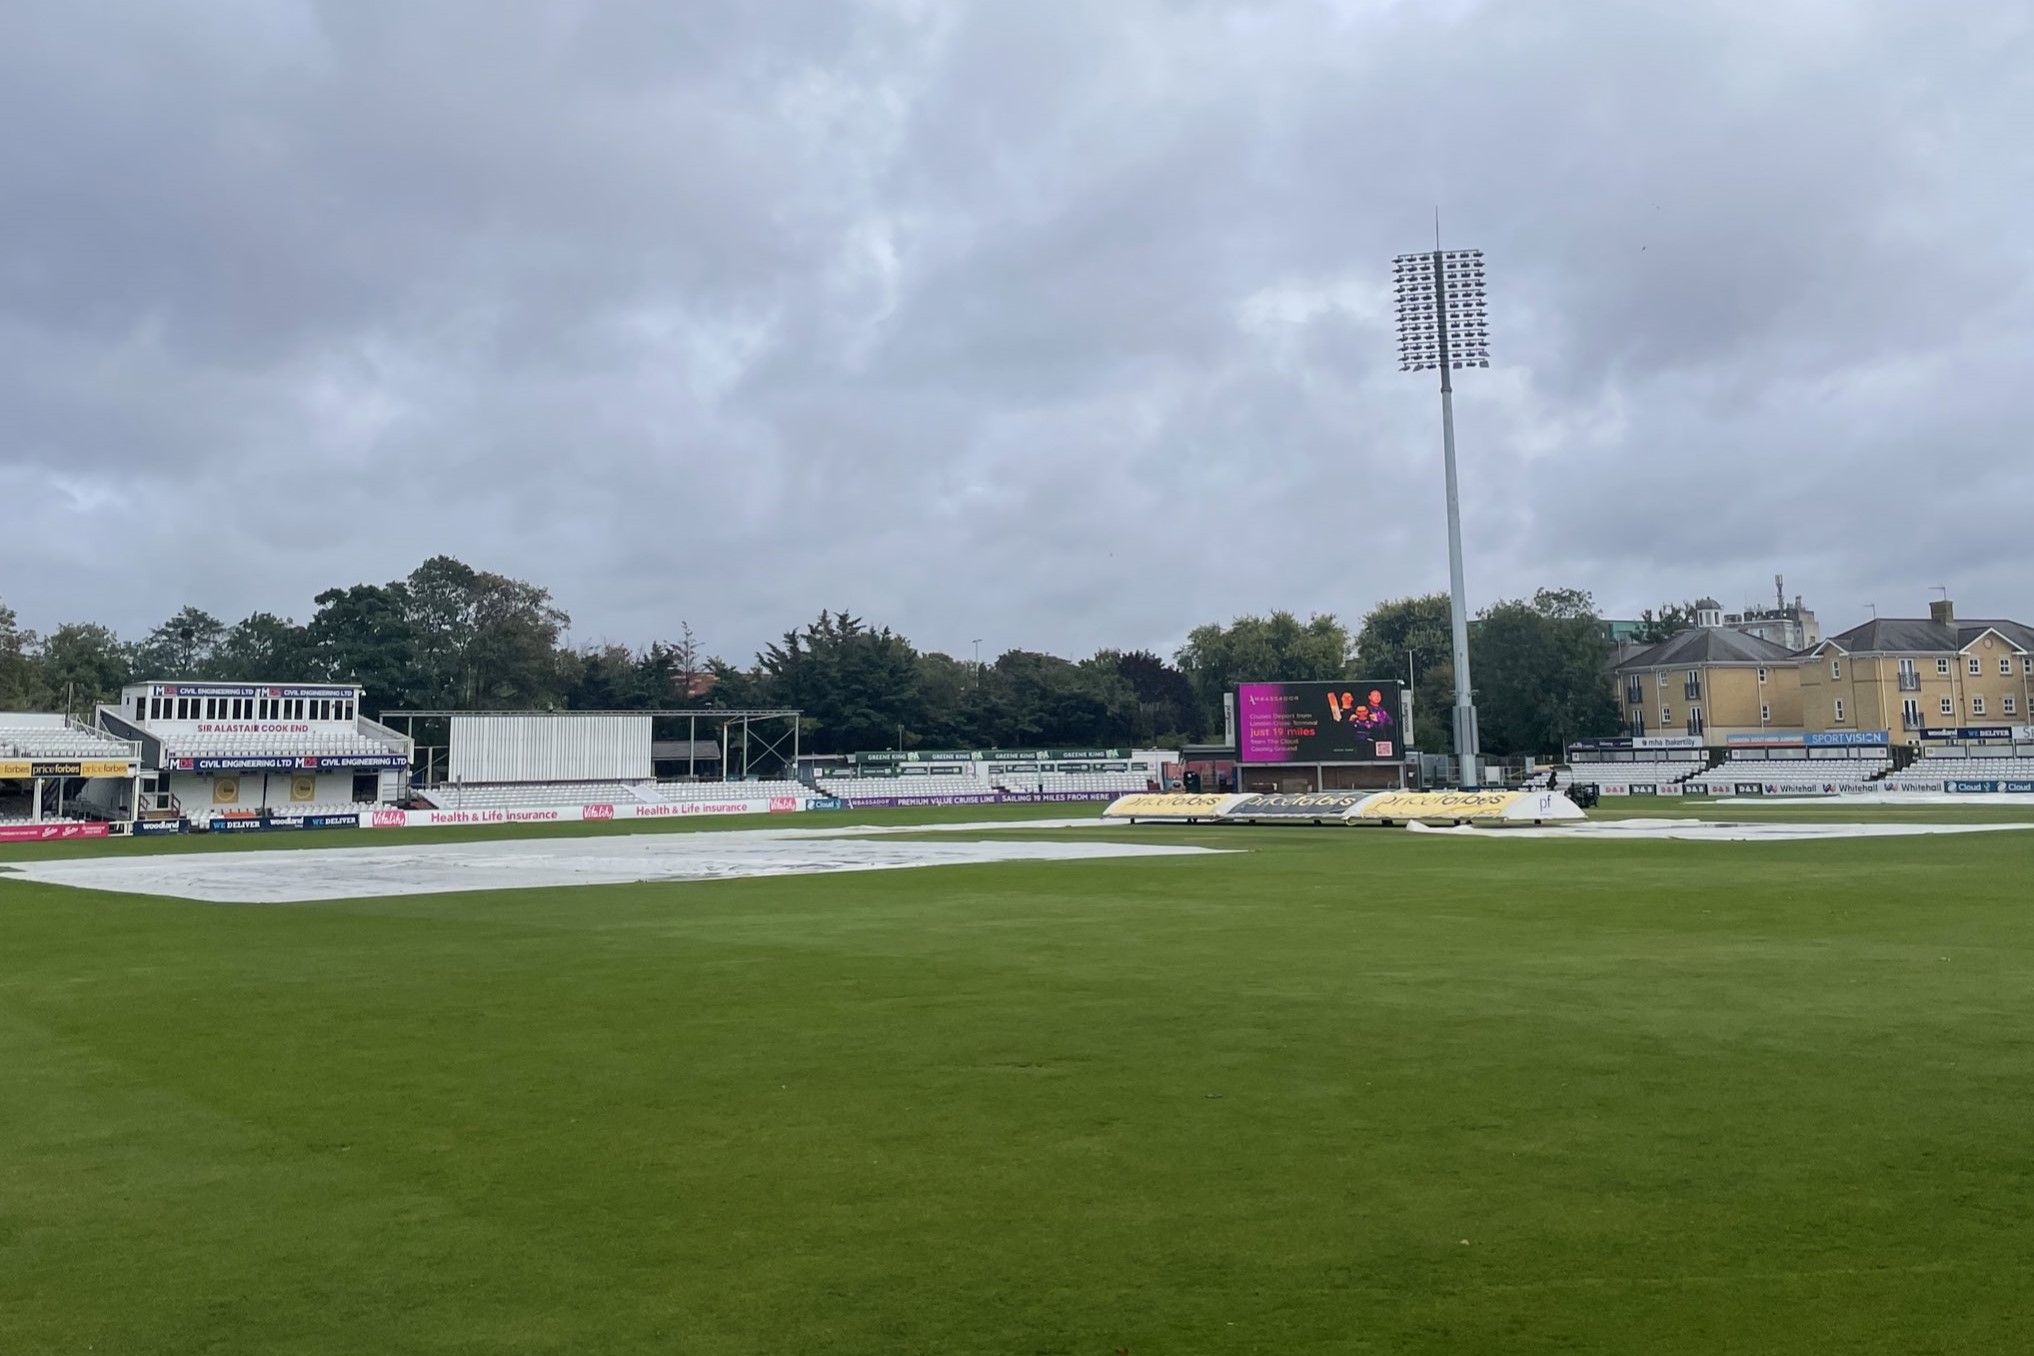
(1393, 241, 1489, 790)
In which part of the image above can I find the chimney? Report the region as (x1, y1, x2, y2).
(1930, 598, 1955, 625)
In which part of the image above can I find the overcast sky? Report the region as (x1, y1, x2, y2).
(4, 0, 2030, 664)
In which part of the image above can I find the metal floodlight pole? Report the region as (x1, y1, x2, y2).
(1394, 243, 1489, 789)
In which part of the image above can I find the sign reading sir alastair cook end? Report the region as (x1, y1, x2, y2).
(1235, 681, 1404, 764)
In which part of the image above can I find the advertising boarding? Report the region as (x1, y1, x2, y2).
(1235, 681, 1405, 763)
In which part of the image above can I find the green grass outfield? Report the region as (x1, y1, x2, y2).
(5, 805, 2034, 1353)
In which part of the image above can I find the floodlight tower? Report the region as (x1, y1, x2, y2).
(1393, 245, 1489, 789)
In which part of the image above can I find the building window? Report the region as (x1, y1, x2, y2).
(1831, 659, 1841, 679)
(1658, 671, 1668, 688)
(1940, 696, 1955, 716)
(1661, 706, 1672, 726)
(1761, 704, 1771, 723)
(1834, 698, 1845, 722)
(1902, 697, 1921, 730)
(2008, 697, 2020, 715)
(1972, 696, 1986, 715)
(2024, 657, 2033, 675)
(1969, 657, 1982, 676)
(1937, 658, 1952, 675)
(2003, 658, 2014, 676)
(1758, 667, 1768, 683)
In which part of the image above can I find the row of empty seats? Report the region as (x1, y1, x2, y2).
(422, 780, 810, 810)
(207, 801, 372, 819)
(815, 774, 1000, 799)
(0, 723, 139, 760)
(1896, 755, 2034, 783)
(163, 729, 399, 758)
(1690, 757, 1891, 789)
(1567, 761, 1709, 787)
(993, 771, 1148, 795)
(651, 780, 806, 802)
(423, 781, 643, 809)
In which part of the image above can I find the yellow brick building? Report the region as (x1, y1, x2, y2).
(1801, 601, 2034, 744)
(1612, 625, 1802, 742)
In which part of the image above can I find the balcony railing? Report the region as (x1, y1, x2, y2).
(1683, 684, 1702, 701)
(1898, 672, 1921, 691)
(1902, 714, 1924, 731)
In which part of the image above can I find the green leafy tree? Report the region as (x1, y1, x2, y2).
(398, 557, 571, 709)
(404, 556, 483, 707)
(35, 623, 133, 714)
(1176, 611, 1351, 735)
(1353, 594, 1455, 753)
(0, 598, 39, 709)
(915, 650, 986, 749)
(972, 651, 1138, 750)
(309, 584, 418, 715)
(1101, 650, 1198, 742)
(1634, 601, 1699, 644)
(132, 606, 227, 679)
(1470, 588, 1622, 757)
(211, 612, 317, 678)
(749, 611, 926, 755)
(465, 572, 572, 708)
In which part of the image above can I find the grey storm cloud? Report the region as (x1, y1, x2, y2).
(4, 0, 2030, 664)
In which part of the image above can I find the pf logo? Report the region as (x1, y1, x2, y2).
(370, 809, 407, 829)
(583, 803, 616, 821)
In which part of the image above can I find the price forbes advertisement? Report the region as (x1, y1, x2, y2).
(1235, 680, 1404, 764)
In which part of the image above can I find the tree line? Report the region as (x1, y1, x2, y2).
(1, 556, 1623, 757)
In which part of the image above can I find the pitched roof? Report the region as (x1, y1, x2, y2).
(1962, 619, 2034, 652)
(1826, 618, 1955, 653)
(1825, 616, 2034, 654)
(1613, 627, 1794, 671)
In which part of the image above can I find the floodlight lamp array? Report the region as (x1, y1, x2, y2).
(1392, 249, 1490, 371)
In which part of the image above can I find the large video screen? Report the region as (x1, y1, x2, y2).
(1236, 680, 1404, 763)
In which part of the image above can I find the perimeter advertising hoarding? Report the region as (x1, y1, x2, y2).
(1235, 681, 1404, 763)
(0, 759, 136, 779)
(1225, 792, 1372, 819)
(0, 822, 111, 843)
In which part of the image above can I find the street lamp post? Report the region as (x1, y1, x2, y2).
(1394, 245, 1489, 789)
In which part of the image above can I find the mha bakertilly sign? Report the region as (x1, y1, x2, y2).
(1104, 789, 1583, 826)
